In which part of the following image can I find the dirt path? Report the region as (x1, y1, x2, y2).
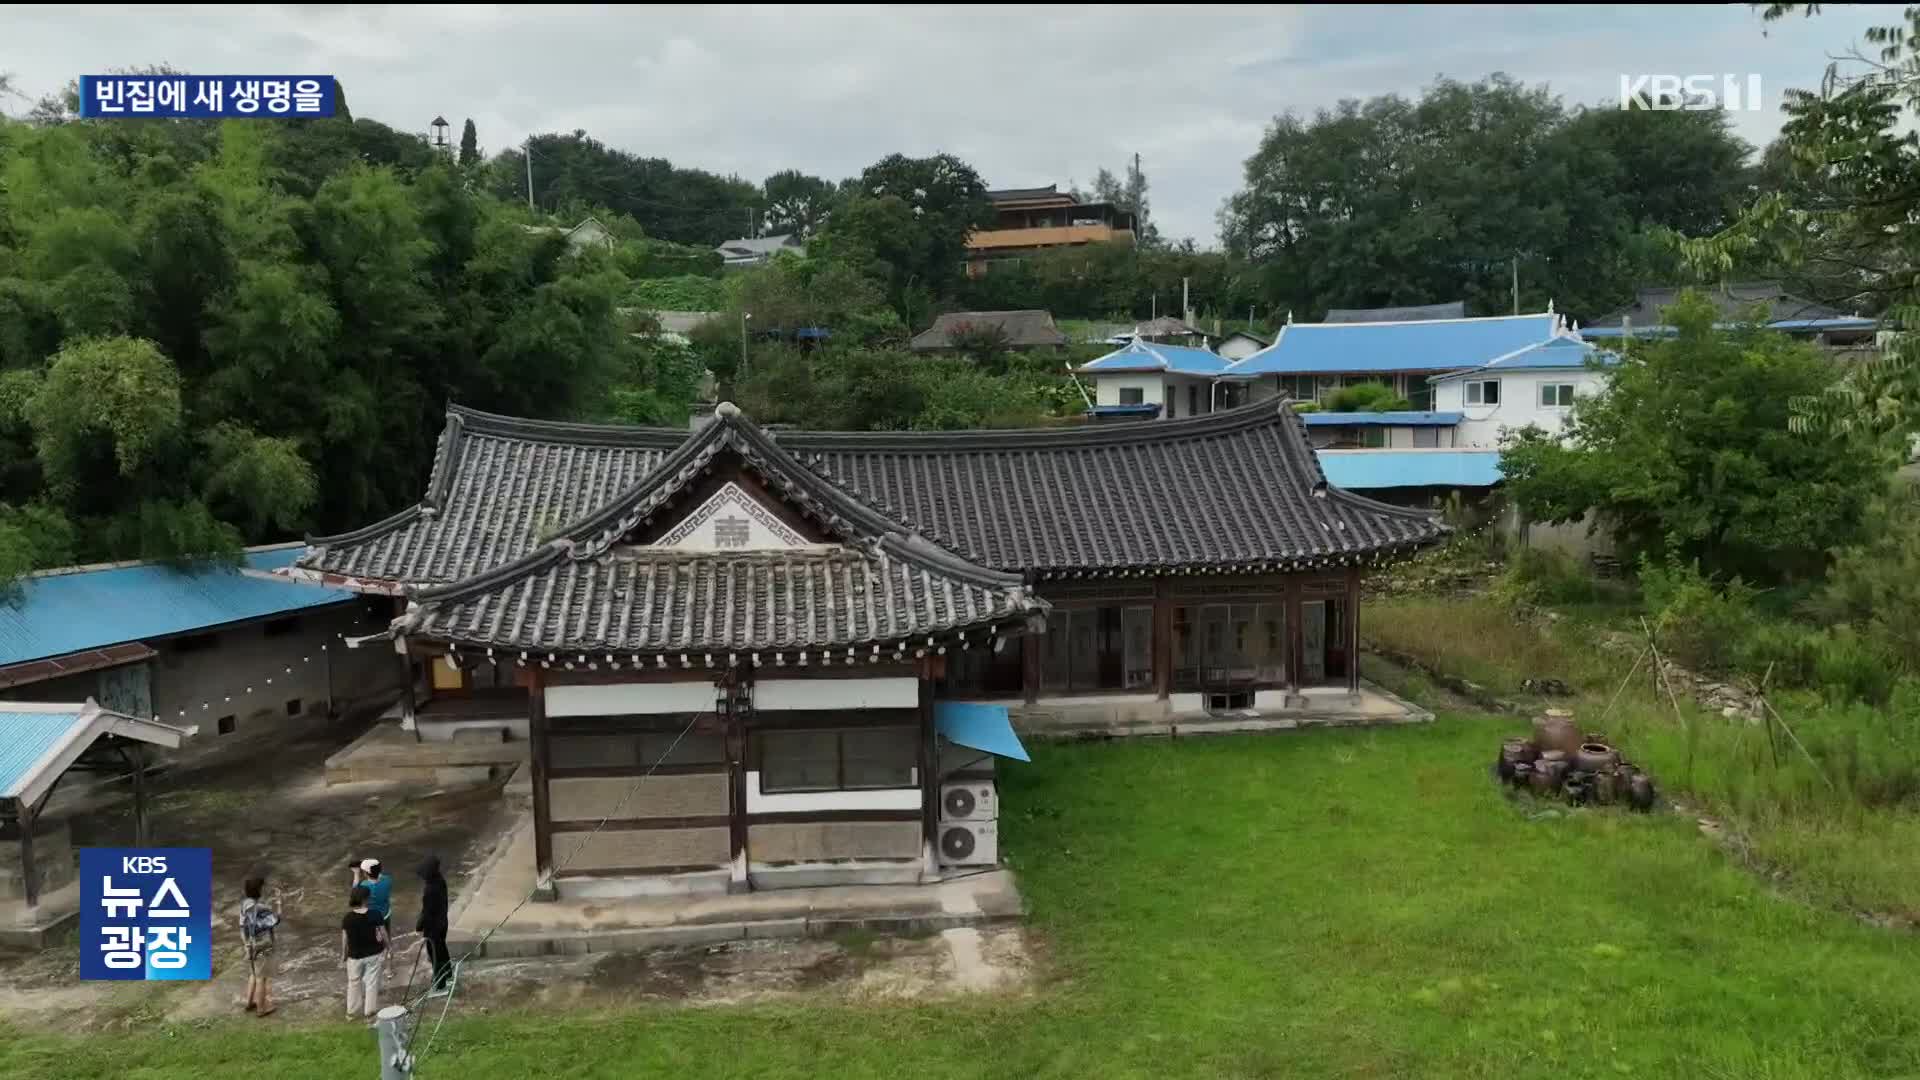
(0, 721, 1032, 1034)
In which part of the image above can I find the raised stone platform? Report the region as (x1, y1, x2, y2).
(448, 815, 1023, 959)
(324, 722, 527, 786)
(1007, 682, 1431, 741)
(0, 880, 79, 949)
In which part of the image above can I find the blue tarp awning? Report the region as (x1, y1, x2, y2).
(934, 701, 1030, 763)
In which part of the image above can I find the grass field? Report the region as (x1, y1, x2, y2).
(6, 715, 1919, 1078)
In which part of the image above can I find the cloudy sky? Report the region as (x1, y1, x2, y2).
(4, 4, 1906, 243)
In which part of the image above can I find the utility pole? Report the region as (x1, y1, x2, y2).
(525, 136, 534, 212)
(740, 312, 752, 380)
(1511, 256, 1519, 316)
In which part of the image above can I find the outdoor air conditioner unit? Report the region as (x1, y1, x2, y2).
(940, 781, 996, 822)
(938, 819, 998, 867)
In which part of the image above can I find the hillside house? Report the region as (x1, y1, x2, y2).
(966, 185, 1137, 276)
(295, 402, 1444, 898)
(716, 233, 805, 270)
(1430, 335, 1615, 448)
(909, 310, 1069, 352)
(1075, 338, 1234, 420)
(1585, 283, 1877, 352)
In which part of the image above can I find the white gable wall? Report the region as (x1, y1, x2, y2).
(1434, 369, 1608, 448)
(1091, 373, 1220, 417)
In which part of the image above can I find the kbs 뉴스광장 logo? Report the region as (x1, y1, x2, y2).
(79, 848, 212, 981)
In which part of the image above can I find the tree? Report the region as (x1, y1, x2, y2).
(1221, 75, 1752, 322)
(458, 118, 479, 167)
(1499, 293, 1888, 582)
(1681, 6, 1920, 441)
(1087, 158, 1160, 246)
(761, 169, 837, 238)
(1325, 381, 1411, 413)
(486, 131, 759, 245)
(818, 153, 991, 312)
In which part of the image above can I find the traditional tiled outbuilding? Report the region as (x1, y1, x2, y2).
(294, 401, 1443, 896)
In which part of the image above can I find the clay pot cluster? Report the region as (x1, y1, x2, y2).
(1495, 710, 1656, 811)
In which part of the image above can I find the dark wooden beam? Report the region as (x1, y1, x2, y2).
(528, 670, 553, 883)
(555, 863, 728, 879)
(1022, 631, 1040, 705)
(1347, 566, 1362, 696)
(549, 815, 731, 833)
(918, 676, 937, 854)
(745, 809, 924, 824)
(727, 662, 751, 892)
(1152, 576, 1173, 701)
(17, 797, 36, 909)
(547, 763, 728, 779)
(1286, 577, 1304, 700)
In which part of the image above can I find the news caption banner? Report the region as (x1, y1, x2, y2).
(79, 848, 213, 981)
(78, 75, 334, 118)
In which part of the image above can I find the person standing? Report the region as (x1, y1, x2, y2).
(340, 884, 387, 1021)
(415, 855, 452, 997)
(356, 858, 392, 924)
(239, 874, 279, 1017)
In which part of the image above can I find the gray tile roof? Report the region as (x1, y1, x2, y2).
(1589, 282, 1856, 327)
(301, 400, 1446, 589)
(1322, 301, 1467, 323)
(909, 310, 1070, 350)
(406, 541, 1042, 655)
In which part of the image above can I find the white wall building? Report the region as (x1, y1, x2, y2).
(1429, 336, 1614, 448)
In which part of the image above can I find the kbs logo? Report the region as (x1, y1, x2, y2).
(1619, 74, 1764, 112)
(80, 848, 212, 981)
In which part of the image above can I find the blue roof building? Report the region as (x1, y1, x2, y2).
(1076, 337, 1235, 421)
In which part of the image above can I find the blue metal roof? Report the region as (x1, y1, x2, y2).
(1087, 404, 1163, 418)
(1316, 449, 1503, 489)
(935, 701, 1030, 762)
(1225, 313, 1561, 376)
(1302, 411, 1463, 427)
(1077, 339, 1232, 376)
(0, 706, 86, 800)
(1581, 316, 1878, 338)
(1429, 336, 1616, 380)
(0, 546, 356, 667)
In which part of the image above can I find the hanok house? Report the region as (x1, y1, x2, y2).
(292, 401, 1443, 898)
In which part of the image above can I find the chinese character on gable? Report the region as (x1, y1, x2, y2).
(713, 515, 751, 548)
(80, 848, 211, 981)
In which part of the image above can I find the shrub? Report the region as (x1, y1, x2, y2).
(1639, 558, 1759, 673)
(1810, 626, 1900, 706)
(1325, 381, 1411, 413)
(1496, 547, 1599, 606)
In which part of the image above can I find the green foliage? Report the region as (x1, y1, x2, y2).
(1500, 292, 1889, 581)
(0, 502, 74, 599)
(1682, 7, 1920, 441)
(27, 335, 181, 488)
(486, 131, 758, 246)
(732, 344, 1074, 432)
(1639, 557, 1763, 673)
(1290, 400, 1321, 413)
(815, 153, 990, 318)
(612, 238, 721, 280)
(626, 274, 727, 312)
(1811, 488, 1920, 671)
(457, 118, 478, 168)
(760, 169, 837, 239)
(1221, 74, 1753, 321)
(0, 114, 665, 575)
(1324, 380, 1411, 413)
(1495, 547, 1603, 607)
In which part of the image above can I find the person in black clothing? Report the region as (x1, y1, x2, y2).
(416, 854, 452, 996)
(340, 884, 387, 1020)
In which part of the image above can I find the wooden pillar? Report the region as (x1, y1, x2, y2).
(1285, 576, 1305, 703)
(17, 798, 36, 909)
(1152, 577, 1173, 701)
(123, 743, 148, 847)
(917, 668, 938, 856)
(727, 663, 751, 893)
(1022, 631, 1041, 705)
(397, 648, 418, 735)
(527, 670, 553, 885)
(1346, 566, 1362, 697)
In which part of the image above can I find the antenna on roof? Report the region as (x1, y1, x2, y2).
(1547, 298, 1555, 314)
(1286, 310, 1294, 325)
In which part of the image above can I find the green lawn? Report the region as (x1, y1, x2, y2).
(8, 717, 1920, 1078)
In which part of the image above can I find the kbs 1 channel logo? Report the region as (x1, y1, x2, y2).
(80, 848, 213, 981)
(78, 75, 336, 118)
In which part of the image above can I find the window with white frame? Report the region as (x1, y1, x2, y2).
(1277, 374, 1317, 402)
(1465, 379, 1500, 406)
(1118, 387, 1144, 405)
(1539, 382, 1576, 408)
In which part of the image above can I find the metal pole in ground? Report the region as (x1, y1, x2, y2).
(374, 1004, 414, 1079)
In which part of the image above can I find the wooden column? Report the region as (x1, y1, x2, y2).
(917, 668, 938, 856)
(1152, 576, 1173, 701)
(1285, 577, 1305, 702)
(397, 649, 418, 734)
(123, 743, 148, 847)
(1022, 631, 1041, 705)
(16, 798, 36, 909)
(528, 670, 553, 885)
(1346, 566, 1363, 696)
(727, 664, 751, 892)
